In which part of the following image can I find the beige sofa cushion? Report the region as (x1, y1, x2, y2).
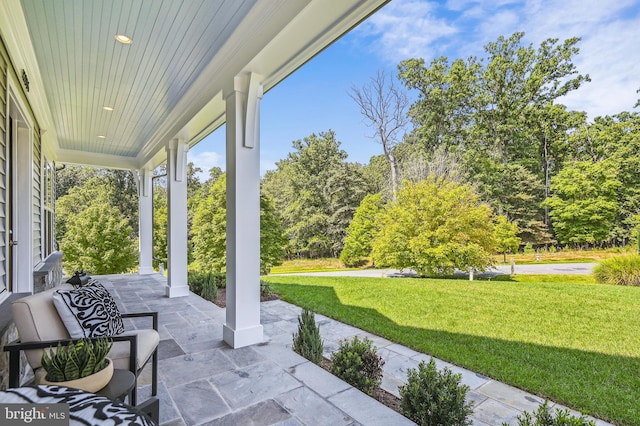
(110, 329, 160, 371)
(12, 286, 74, 369)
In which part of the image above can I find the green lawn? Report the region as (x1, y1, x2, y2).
(263, 275, 640, 426)
(270, 258, 358, 274)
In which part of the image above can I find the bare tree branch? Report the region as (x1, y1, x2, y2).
(350, 70, 409, 199)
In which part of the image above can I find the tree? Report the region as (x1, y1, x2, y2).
(398, 56, 480, 154)
(350, 70, 409, 199)
(55, 165, 100, 200)
(398, 33, 590, 246)
(542, 160, 621, 246)
(60, 203, 137, 274)
(494, 215, 521, 263)
(56, 177, 112, 242)
(398, 146, 465, 185)
(259, 193, 288, 274)
(262, 130, 369, 258)
(152, 188, 168, 268)
(362, 154, 392, 198)
(191, 174, 288, 274)
(325, 163, 374, 256)
(340, 193, 384, 267)
(479, 162, 552, 245)
(372, 178, 495, 275)
(56, 167, 140, 239)
(192, 174, 227, 273)
(570, 112, 640, 245)
(104, 169, 139, 237)
(473, 33, 589, 163)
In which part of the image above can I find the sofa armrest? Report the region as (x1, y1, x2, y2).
(120, 312, 158, 331)
(4, 334, 138, 389)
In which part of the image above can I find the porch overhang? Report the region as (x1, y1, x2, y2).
(0, 0, 389, 168)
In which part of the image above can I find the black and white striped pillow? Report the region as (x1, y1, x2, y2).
(0, 385, 154, 425)
(53, 281, 125, 338)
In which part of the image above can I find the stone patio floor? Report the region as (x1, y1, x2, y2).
(101, 273, 611, 426)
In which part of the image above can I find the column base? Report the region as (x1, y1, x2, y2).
(223, 323, 264, 348)
(165, 285, 190, 298)
(139, 266, 155, 275)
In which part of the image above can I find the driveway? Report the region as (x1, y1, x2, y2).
(275, 262, 597, 277)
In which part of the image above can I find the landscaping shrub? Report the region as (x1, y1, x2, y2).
(260, 279, 273, 297)
(330, 336, 383, 395)
(292, 309, 324, 364)
(593, 254, 640, 286)
(400, 358, 473, 426)
(508, 400, 595, 426)
(211, 272, 226, 288)
(188, 270, 218, 300)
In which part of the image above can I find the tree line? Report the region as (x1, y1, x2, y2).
(55, 32, 640, 274)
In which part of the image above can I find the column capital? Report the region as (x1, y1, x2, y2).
(224, 73, 263, 149)
(223, 72, 264, 99)
(166, 139, 188, 182)
(136, 167, 153, 198)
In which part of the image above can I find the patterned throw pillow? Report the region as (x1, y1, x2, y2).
(53, 281, 125, 338)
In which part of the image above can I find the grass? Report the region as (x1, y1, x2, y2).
(494, 274, 598, 284)
(272, 248, 636, 274)
(495, 246, 635, 265)
(263, 275, 640, 426)
(270, 258, 359, 274)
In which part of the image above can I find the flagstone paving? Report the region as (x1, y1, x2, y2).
(99, 273, 611, 426)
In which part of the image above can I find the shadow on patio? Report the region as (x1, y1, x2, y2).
(102, 273, 413, 426)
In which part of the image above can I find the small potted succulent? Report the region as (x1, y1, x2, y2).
(40, 338, 113, 393)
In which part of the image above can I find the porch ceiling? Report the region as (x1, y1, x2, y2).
(2, 0, 388, 170)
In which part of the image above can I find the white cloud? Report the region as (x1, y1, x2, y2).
(187, 151, 223, 181)
(516, 0, 640, 118)
(357, 0, 458, 63)
(357, 0, 640, 119)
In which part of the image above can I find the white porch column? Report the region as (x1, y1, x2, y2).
(165, 139, 190, 298)
(138, 167, 155, 275)
(223, 72, 264, 348)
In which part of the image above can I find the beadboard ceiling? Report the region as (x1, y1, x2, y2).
(9, 0, 389, 169)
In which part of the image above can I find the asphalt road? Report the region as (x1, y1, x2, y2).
(276, 262, 598, 277)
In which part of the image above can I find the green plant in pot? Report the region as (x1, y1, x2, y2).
(40, 338, 114, 393)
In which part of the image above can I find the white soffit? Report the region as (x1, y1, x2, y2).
(12, 0, 388, 169)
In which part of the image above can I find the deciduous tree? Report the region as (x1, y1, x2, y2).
(340, 193, 384, 267)
(372, 178, 495, 275)
(262, 130, 369, 258)
(494, 215, 521, 263)
(60, 196, 137, 274)
(398, 33, 590, 246)
(350, 70, 409, 199)
(191, 174, 287, 274)
(543, 160, 621, 246)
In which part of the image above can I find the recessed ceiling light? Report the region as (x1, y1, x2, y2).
(103, 106, 114, 111)
(115, 34, 132, 45)
(98, 135, 106, 139)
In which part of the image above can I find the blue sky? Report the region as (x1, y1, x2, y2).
(188, 0, 640, 179)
